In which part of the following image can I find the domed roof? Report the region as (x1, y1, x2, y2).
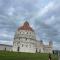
(18, 21, 34, 32)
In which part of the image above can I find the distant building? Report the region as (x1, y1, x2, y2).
(13, 21, 53, 53)
(0, 44, 12, 51)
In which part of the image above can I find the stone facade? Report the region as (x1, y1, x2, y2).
(13, 30, 37, 53)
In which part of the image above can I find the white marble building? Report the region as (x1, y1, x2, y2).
(13, 21, 53, 53)
(0, 21, 53, 53)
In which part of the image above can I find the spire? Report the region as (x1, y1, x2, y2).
(23, 21, 29, 26)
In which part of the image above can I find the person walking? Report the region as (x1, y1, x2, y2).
(49, 53, 51, 60)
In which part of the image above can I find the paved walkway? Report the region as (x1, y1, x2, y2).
(58, 54, 60, 60)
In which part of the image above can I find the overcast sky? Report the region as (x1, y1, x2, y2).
(0, 0, 60, 50)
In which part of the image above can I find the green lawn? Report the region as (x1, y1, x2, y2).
(0, 51, 58, 60)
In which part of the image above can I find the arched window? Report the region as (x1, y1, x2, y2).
(27, 32, 28, 34)
(26, 38, 27, 41)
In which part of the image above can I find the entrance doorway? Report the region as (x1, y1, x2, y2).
(5, 48, 6, 51)
(17, 47, 20, 52)
(36, 48, 37, 53)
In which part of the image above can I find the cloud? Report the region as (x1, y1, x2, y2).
(39, 2, 54, 17)
(0, 0, 60, 50)
(0, 40, 13, 45)
(7, 7, 15, 16)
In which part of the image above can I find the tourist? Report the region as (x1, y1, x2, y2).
(49, 53, 51, 60)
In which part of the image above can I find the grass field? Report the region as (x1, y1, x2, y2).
(0, 51, 58, 60)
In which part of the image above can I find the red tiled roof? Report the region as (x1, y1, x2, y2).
(18, 21, 34, 31)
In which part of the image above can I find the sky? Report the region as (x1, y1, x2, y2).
(0, 0, 60, 50)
